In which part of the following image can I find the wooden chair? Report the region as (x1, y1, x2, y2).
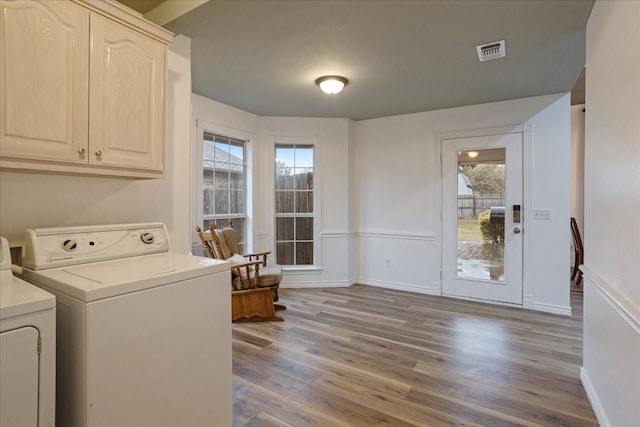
(196, 224, 284, 322)
(570, 217, 584, 286)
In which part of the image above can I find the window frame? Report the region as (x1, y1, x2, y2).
(193, 119, 254, 256)
(272, 136, 321, 269)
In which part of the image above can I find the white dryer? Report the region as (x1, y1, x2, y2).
(0, 236, 55, 427)
(20, 223, 232, 427)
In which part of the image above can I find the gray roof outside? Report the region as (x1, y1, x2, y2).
(203, 140, 243, 172)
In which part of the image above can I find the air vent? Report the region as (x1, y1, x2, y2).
(476, 40, 506, 62)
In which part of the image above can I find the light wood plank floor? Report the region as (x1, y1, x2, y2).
(232, 285, 597, 426)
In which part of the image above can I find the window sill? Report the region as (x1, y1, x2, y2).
(282, 266, 323, 275)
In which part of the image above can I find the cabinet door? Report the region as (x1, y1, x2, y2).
(0, 0, 89, 163)
(0, 327, 40, 427)
(89, 14, 166, 172)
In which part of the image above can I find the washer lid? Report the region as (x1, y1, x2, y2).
(1, 272, 55, 320)
(20, 252, 229, 302)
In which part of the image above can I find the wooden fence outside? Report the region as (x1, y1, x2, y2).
(458, 194, 505, 219)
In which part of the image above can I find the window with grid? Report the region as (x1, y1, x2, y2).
(203, 132, 247, 253)
(275, 144, 314, 265)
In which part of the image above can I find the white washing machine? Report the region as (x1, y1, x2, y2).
(20, 223, 232, 427)
(0, 236, 55, 427)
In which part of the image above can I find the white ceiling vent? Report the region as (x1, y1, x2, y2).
(476, 40, 506, 62)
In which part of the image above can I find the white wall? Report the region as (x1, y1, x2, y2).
(354, 93, 572, 313)
(0, 35, 193, 254)
(581, 2, 640, 426)
(259, 116, 354, 287)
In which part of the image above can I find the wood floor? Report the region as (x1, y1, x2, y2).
(232, 285, 597, 427)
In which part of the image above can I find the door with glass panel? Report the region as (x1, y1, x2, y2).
(442, 133, 523, 304)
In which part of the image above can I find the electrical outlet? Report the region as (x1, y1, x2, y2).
(385, 258, 391, 267)
(534, 209, 552, 220)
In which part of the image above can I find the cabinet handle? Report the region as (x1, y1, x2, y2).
(78, 148, 86, 155)
(95, 151, 103, 157)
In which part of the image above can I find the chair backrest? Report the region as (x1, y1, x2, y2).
(195, 226, 222, 259)
(214, 225, 240, 256)
(570, 217, 584, 254)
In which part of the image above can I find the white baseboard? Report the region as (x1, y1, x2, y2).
(580, 368, 611, 427)
(357, 278, 441, 295)
(531, 301, 572, 316)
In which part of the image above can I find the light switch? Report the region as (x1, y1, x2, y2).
(533, 209, 551, 220)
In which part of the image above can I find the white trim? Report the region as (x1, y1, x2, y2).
(580, 368, 612, 427)
(356, 231, 436, 241)
(522, 123, 534, 310)
(358, 279, 441, 295)
(440, 125, 523, 140)
(582, 265, 640, 333)
(282, 267, 323, 275)
(531, 301, 572, 316)
(321, 231, 352, 239)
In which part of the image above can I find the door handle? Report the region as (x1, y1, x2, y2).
(513, 227, 521, 234)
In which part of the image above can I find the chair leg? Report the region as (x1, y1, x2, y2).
(576, 270, 583, 286)
(271, 288, 286, 310)
(571, 250, 579, 280)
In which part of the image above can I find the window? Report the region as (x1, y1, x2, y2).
(202, 132, 247, 253)
(275, 144, 314, 265)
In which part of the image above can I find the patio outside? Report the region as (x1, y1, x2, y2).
(457, 151, 505, 282)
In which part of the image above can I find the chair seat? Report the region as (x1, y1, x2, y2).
(259, 265, 283, 287)
(233, 265, 283, 290)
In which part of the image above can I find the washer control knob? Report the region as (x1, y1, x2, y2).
(140, 232, 155, 244)
(62, 239, 78, 252)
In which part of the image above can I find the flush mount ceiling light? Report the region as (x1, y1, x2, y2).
(466, 151, 480, 158)
(315, 75, 348, 95)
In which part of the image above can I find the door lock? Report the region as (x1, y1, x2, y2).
(513, 227, 521, 234)
(513, 205, 521, 223)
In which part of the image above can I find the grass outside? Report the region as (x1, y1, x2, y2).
(457, 218, 483, 243)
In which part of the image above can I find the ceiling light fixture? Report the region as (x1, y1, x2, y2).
(316, 75, 348, 95)
(467, 151, 479, 158)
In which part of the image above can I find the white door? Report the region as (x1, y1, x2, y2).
(442, 132, 523, 304)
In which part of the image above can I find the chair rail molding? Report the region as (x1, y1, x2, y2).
(581, 265, 640, 332)
(320, 231, 353, 239)
(356, 231, 436, 241)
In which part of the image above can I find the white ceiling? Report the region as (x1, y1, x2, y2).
(143, 0, 594, 121)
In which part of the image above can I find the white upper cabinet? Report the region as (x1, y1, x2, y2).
(0, 0, 173, 178)
(0, 0, 90, 164)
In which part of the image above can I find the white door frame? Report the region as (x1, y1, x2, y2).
(439, 125, 533, 307)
